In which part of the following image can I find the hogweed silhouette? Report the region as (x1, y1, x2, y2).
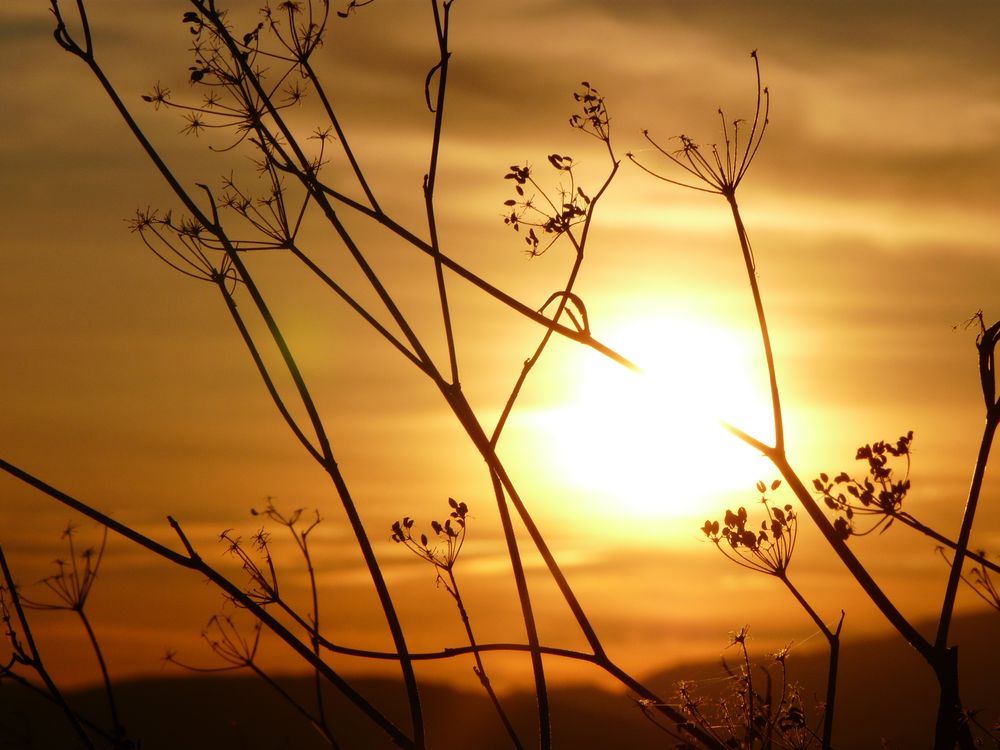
(391, 499, 523, 748)
(701, 482, 843, 749)
(0, 4, 995, 749)
(634, 51, 997, 749)
(674, 628, 824, 750)
(1, 527, 136, 749)
(15, 2, 722, 748)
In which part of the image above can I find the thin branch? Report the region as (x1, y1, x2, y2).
(0, 458, 415, 748)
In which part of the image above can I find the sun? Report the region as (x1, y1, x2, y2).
(532, 311, 776, 521)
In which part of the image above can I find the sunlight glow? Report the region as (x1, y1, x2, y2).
(536, 312, 775, 521)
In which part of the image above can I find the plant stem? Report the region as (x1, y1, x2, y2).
(0, 459, 415, 748)
(725, 191, 783, 453)
(780, 576, 842, 750)
(76, 607, 124, 744)
(301, 59, 380, 212)
(721, 191, 947, 735)
(492, 161, 620, 446)
(487, 467, 551, 750)
(446, 568, 524, 749)
(935, 413, 998, 649)
(424, 0, 460, 386)
(0, 546, 97, 749)
(300, 530, 331, 741)
(932, 408, 997, 750)
(215, 280, 324, 463)
(896, 513, 1000, 575)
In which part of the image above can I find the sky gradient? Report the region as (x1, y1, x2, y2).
(2, 0, 999, 709)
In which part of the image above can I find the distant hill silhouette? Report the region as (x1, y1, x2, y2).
(1, 612, 995, 748)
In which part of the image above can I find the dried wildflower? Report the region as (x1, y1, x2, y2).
(630, 50, 768, 198)
(219, 527, 279, 605)
(569, 81, 611, 143)
(283, 80, 307, 105)
(390, 498, 468, 571)
(181, 111, 207, 136)
(22, 525, 106, 613)
(813, 432, 913, 538)
(502, 156, 591, 257)
(502, 80, 616, 258)
(702, 479, 796, 576)
(667, 629, 823, 750)
(140, 82, 171, 109)
(201, 614, 262, 667)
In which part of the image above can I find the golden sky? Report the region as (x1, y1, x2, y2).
(1, 0, 999, 698)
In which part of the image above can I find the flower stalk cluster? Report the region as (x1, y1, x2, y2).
(702, 480, 796, 576)
(660, 628, 824, 750)
(392, 500, 524, 749)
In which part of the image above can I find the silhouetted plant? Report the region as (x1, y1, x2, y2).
(635, 51, 997, 750)
(2, 3, 996, 749)
(810, 433, 1000, 620)
(2, 544, 96, 749)
(20, 528, 127, 747)
(168, 610, 344, 747)
(812, 432, 913, 540)
(7, 2, 725, 748)
(0, 530, 136, 750)
(701, 483, 796, 576)
(503, 81, 611, 259)
(701, 483, 842, 749)
(391, 500, 523, 748)
(667, 628, 824, 750)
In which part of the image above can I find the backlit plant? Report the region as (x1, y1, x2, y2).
(0, 3, 995, 749)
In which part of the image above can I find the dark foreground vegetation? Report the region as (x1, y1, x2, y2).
(2, 613, 995, 749)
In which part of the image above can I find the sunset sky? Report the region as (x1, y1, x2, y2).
(2, 0, 999, 707)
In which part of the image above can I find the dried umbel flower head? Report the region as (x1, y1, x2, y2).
(702, 479, 797, 576)
(391, 497, 469, 571)
(21, 524, 107, 613)
(812, 432, 913, 538)
(569, 81, 611, 144)
(630, 51, 769, 198)
(502, 155, 592, 257)
(502, 81, 616, 257)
